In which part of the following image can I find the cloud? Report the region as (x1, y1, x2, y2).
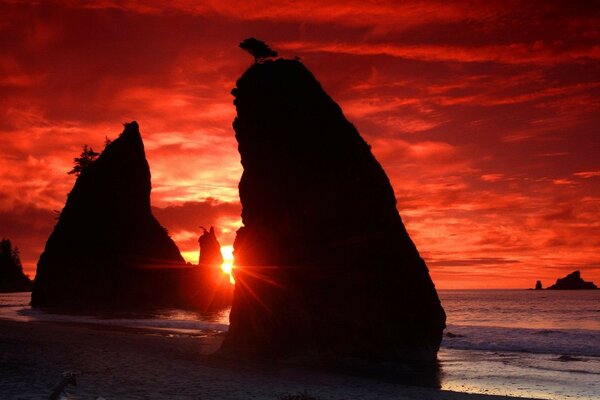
(277, 40, 600, 65)
(480, 174, 505, 182)
(152, 198, 242, 263)
(152, 198, 240, 233)
(428, 257, 520, 267)
(574, 171, 600, 178)
(54, 0, 509, 31)
(0, 0, 598, 288)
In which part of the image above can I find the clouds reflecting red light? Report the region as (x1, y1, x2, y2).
(1, 1, 598, 288)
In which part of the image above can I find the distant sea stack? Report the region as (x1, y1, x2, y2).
(198, 227, 224, 267)
(191, 226, 233, 308)
(547, 270, 598, 290)
(222, 58, 446, 361)
(32, 122, 186, 307)
(0, 239, 33, 292)
(535, 280, 543, 290)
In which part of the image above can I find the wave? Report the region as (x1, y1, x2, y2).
(15, 308, 229, 334)
(443, 324, 600, 357)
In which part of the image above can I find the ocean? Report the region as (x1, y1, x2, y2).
(438, 290, 600, 399)
(1, 289, 599, 399)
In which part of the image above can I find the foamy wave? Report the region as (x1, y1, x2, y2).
(106, 317, 229, 333)
(16, 308, 229, 334)
(443, 324, 600, 357)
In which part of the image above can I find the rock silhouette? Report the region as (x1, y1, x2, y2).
(32, 122, 187, 308)
(547, 270, 597, 290)
(0, 239, 33, 292)
(535, 280, 543, 290)
(193, 226, 234, 307)
(222, 58, 446, 361)
(198, 226, 224, 267)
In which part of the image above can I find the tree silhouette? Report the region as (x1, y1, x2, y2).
(68, 145, 99, 176)
(239, 38, 278, 64)
(0, 238, 32, 291)
(0, 239, 16, 267)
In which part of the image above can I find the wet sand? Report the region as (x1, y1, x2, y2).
(0, 319, 534, 399)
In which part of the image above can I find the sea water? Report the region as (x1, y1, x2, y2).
(1, 290, 599, 399)
(438, 290, 600, 399)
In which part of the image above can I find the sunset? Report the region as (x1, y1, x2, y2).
(1, 0, 598, 289)
(0, 1, 599, 399)
(220, 245, 235, 284)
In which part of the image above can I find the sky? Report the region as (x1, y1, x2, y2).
(0, 0, 599, 289)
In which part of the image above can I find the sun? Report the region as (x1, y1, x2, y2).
(220, 245, 236, 284)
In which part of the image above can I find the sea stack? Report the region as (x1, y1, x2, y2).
(547, 270, 598, 290)
(189, 227, 233, 308)
(198, 227, 224, 268)
(32, 122, 186, 307)
(535, 280, 543, 290)
(222, 58, 446, 361)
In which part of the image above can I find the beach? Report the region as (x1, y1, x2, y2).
(2, 290, 599, 399)
(1, 318, 524, 400)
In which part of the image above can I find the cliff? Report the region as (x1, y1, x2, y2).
(32, 122, 186, 307)
(222, 59, 446, 361)
(547, 270, 597, 290)
(0, 239, 33, 292)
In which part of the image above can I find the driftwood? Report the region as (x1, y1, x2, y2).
(49, 371, 78, 400)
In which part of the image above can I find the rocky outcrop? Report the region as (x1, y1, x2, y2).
(198, 227, 224, 268)
(535, 280, 543, 290)
(547, 270, 597, 290)
(0, 239, 33, 292)
(192, 227, 233, 308)
(32, 122, 186, 308)
(222, 59, 446, 361)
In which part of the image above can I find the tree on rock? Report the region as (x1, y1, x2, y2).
(239, 38, 278, 64)
(68, 145, 99, 176)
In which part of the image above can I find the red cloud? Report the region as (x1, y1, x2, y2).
(1, 0, 598, 287)
(277, 40, 600, 65)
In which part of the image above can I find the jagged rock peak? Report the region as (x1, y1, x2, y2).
(123, 120, 139, 134)
(198, 226, 224, 268)
(32, 121, 185, 307)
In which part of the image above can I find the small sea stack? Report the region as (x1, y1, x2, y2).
(222, 55, 446, 361)
(547, 270, 597, 290)
(198, 227, 224, 268)
(535, 280, 543, 290)
(190, 226, 233, 309)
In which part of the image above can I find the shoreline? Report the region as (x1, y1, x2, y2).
(0, 318, 534, 400)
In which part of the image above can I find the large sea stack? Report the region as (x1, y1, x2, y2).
(32, 122, 186, 307)
(223, 59, 446, 361)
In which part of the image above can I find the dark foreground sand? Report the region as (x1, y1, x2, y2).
(0, 319, 533, 400)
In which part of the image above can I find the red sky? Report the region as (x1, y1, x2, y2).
(1, 0, 599, 289)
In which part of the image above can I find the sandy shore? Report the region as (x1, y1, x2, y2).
(0, 319, 534, 400)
